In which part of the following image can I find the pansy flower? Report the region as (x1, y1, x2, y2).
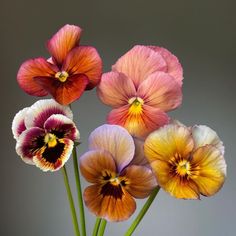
(97, 45, 183, 138)
(17, 24, 102, 105)
(12, 99, 79, 171)
(79, 124, 156, 222)
(144, 123, 226, 199)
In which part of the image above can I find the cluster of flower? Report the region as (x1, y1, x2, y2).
(12, 24, 226, 223)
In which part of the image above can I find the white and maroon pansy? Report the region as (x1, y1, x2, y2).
(12, 99, 79, 171)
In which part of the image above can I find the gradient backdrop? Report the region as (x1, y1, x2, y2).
(1, 0, 235, 235)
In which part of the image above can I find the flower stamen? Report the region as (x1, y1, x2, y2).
(44, 133, 57, 148)
(128, 97, 144, 115)
(55, 71, 69, 82)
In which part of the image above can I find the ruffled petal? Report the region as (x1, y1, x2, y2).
(129, 138, 149, 166)
(16, 127, 45, 165)
(25, 99, 73, 129)
(192, 125, 224, 154)
(88, 124, 135, 172)
(112, 45, 167, 88)
(34, 74, 89, 105)
(149, 46, 183, 85)
(62, 46, 102, 89)
(44, 114, 79, 141)
(17, 58, 57, 96)
(137, 71, 182, 111)
(190, 145, 226, 197)
(121, 165, 157, 198)
(144, 123, 194, 163)
(47, 24, 82, 65)
(152, 160, 199, 199)
(97, 71, 136, 107)
(12, 107, 28, 140)
(33, 138, 73, 172)
(84, 184, 136, 222)
(79, 149, 116, 183)
(107, 104, 169, 138)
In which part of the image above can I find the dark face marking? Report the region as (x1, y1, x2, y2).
(42, 142, 65, 163)
(100, 182, 123, 199)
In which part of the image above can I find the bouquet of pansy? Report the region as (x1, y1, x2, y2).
(12, 24, 226, 236)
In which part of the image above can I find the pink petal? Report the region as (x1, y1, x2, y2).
(62, 46, 102, 89)
(17, 58, 57, 96)
(88, 124, 135, 172)
(24, 99, 73, 129)
(112, 45, 167, 88)
(97, 71, 136, 107)
(149, 46, 183, 85)
(44, 114, 79, 141)
(12, 107, 28, 140)
(47, 24, 82, 65)
(107, 104, 169, 138)
(137, 71, 182, 111)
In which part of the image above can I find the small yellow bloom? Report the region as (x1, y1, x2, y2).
(144, 123, 226, 199)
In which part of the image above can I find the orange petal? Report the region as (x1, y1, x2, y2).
(107, 104, 169, 138)
(151, 160, 199, 199)
(144, 123, 194, 163)
(84, 184, 136, 222)
(17, 58, 56, 96)
(112, 45, 167, 88)
(47, 24, 82, 65)
(79, 150, 116, 183)
(34, 74, 88, 105)
(121, 165, 157, 198)
(190, 145, 226, 197)
(62, 46, 102, 89)
(97, 71, 136, 107)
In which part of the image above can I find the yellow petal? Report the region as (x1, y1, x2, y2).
(144, 123, 194, 163)
(190, 145, 226, 196)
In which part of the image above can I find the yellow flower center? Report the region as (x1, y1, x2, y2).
(109, 177, 120, 186)
(44, 133, 57, 148)
(55, 71, 69, 82)
(176, 160, 191, 176)
(128, 97, 144, 115)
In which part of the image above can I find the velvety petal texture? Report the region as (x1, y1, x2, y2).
(47, 24, 82, 65)
(144, 122, 226, 200)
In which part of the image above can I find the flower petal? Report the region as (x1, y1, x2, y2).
(34, 74, 89, 105)
(25, 99, 73, 129)
(47, 24, 82, 65)
(121, 165, 157, 198)
(97, 71, 136, 107)
(149, 46, 183, 85)
(84, 184, 136, 222)
(44, 114, 79, 141)
(79, 149, 116, 183)
(112, 45, 167, 88)
(12, 107, 28, 140)
(129, 138, 149, 166)
(16, 127, 45, 165)
(191, 145, 226, 197)
(88, 124, 135, 172)
(144, 123, 194, 163)
(17, 58, 57, 96)
(151, 160, 199, 199)
(33, 138, 73, 172)
(62, 46, 102, 89)
(137, 71, 182, 111)
(192, 125, 224, 154)
(107, 104, 169, 138)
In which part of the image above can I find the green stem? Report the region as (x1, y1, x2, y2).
(62, 166, 81, 236)
(125, 186, 161, 236)
(92, 218, 102, 236)
(97, 219, 107, 236)
(72, 146, 86, 236)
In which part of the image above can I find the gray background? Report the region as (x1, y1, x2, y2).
(1, 0, 235, 235)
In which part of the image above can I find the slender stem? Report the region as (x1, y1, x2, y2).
(72, 146, 86, 236)
(92, 218, 102, 236)
(97, 219, 107, 236)
(125, 186, 161, 236)
(62, 166, 81, 236)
